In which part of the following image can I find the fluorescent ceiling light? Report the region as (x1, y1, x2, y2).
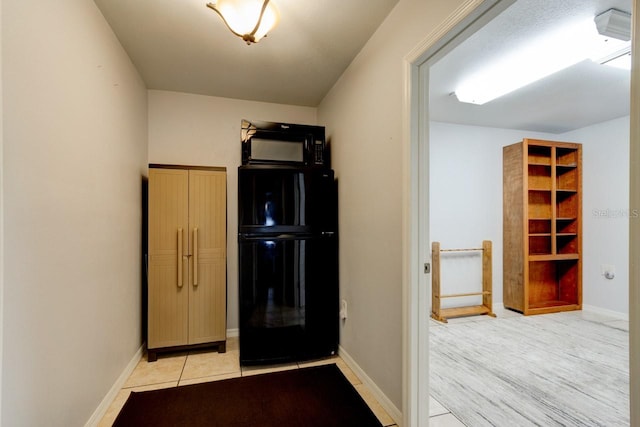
(597, 43, 632, 70)
(601, 50, 632, 70)
(593, 9, 632, 70)
(455, 10, 632, 105)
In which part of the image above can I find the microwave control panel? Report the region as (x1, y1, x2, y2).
(314, 140, 324, 165)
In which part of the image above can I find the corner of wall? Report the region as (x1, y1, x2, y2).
(338, 345, 402, 425)
(84, 344, 144, 427)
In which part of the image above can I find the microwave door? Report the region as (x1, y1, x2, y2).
(250, 138, 304, 164)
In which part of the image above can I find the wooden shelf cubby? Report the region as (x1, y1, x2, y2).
(503, 139, 582, 315)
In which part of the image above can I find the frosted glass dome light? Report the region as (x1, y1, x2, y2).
(206, 0, 280, 45)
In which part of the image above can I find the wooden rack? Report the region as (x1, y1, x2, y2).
(431, 240, 496, 323)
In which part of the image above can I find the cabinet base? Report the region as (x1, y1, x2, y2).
(147, 340, 226, 362)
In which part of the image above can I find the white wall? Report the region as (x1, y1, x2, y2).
(147, 90, 317, 330)
(2, 0, 148, 425)
(561, 116, 630, 316)
(317, 0, 470, 411)
(429, 122, 554, 308)
(0, 0, 4, 420)
(429, 117, 630, 316)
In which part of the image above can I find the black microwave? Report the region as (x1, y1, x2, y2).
(241, 119, 326, 167)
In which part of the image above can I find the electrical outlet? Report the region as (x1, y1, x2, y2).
(601, 264, 615, 280)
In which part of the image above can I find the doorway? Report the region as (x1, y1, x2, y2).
(404, 0, 639, 425)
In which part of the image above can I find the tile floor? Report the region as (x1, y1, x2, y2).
(98, 307, 626, 426)
(100, 336, 458, 426)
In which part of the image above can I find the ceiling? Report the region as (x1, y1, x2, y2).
(93, 0, 632, 134)
(92, 0, 399, 107)
(429, 0, 633, 134)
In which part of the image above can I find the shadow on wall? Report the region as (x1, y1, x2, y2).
(141, 176, 148, 344)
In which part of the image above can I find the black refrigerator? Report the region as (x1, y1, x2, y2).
(238, 165, 338, 365)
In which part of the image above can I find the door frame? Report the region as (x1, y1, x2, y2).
(402, 0, 640, 425)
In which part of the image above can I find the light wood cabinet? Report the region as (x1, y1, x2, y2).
(147, 165, 227, 361)
(503, 139, 582, 315)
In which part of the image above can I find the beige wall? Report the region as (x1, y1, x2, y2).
(147, 90, 317, 330)
(318, 0, 467, 410)
(2, 0, 148, 425)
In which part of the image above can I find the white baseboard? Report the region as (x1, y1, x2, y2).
(84, 343, 145, 427)
(338, 345, 402, 426)
(86, 330, 240, 426)
(582, 304, 629, 321)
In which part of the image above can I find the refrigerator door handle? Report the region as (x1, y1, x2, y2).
(272, 234, 298, 240)
(239, 233, 314, 241)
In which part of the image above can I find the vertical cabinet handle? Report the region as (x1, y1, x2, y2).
(177, 228, 183, 288)
(193, 227, 199, 286)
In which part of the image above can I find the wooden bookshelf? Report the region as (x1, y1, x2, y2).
(503, 139, 582, 315)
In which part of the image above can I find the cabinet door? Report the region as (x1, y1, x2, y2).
(188, 170, 227, 344)
(148, 169, 190, 349)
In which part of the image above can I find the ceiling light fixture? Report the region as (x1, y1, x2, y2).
(454, 9, 632, 105)
(206, 0, 279, 45)
(593, 8, 632, 70)
(594, 8, 631, 41)
(599, 48, 631, 70)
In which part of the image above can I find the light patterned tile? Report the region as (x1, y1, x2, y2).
(430, 395, 449, 417)
(335, 358, 361, 385)
(225, 336, 239, 352)
(430, 319, 446, 327)
(492, 307, 522, 318)
(605, 320, 629, 331)
(442, 316, 481, 325)
(429, 413, 467, 426)
(471, 314, 499, 323)
(178, 371, 241, 386)
(123, 353, 187, 388)
(430, 314, 629, 426)
(353, 383, 396, 426)
(98, 381, 177, 427)
(241, 361, 299, 376)
(181, 349, 241, 380)
(551, 310, 617, 323)
(297, 355, 341, 369)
